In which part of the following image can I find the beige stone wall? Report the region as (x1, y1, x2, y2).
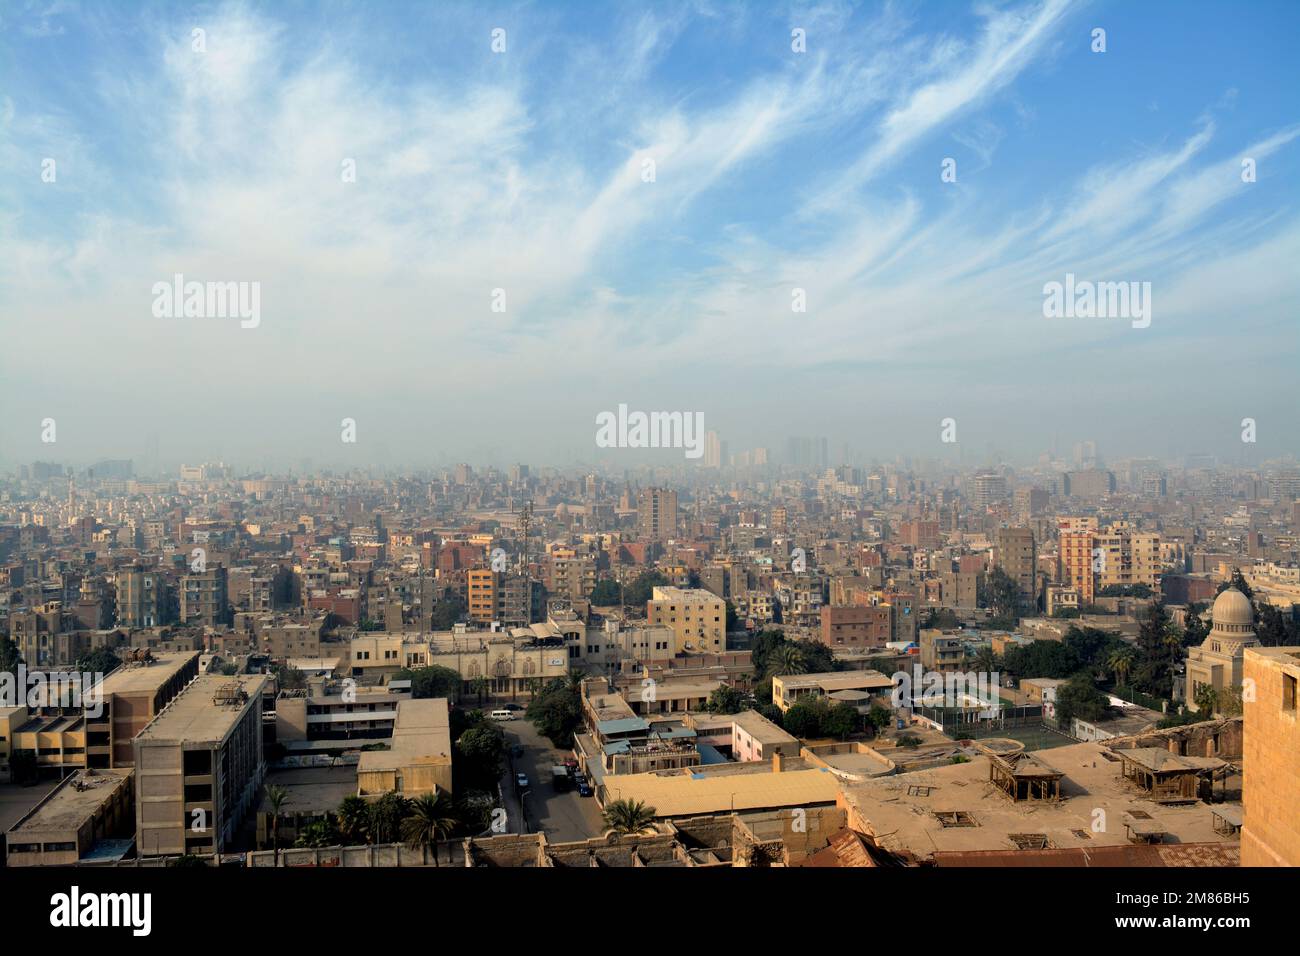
(1242, 651, 1300, 866)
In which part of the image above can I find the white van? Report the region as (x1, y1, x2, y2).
(490, 709, 515, 721)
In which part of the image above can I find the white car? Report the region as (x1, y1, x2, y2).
(490, 709, 515, 721)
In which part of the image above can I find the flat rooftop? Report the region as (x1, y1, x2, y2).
(729, 709, 799, 747)
(96, 651, 198, 695)
(136, 673, 268, 744)
(777, 670, 895, 692)
(605, 766, 840, 818)
(841, 740, 1241, 864)
(8, 768, 133, 836)
(358, 698, 451, 773)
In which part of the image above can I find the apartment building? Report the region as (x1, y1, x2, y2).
(993, 526, 1037, 606)
(819, 605, 891, 650)
(115, 566, 168, 628)
(133, 673, 268, 857)
(637, 487, 678, 541)
(647, 586, 726, 654)
(179, 564, 231, 627)
(277, 682, 410, 744)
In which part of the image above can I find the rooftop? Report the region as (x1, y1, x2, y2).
(775, 669, 896, 693)
(840, 741, 1241, 864)
(604, 766, 840, 818)
(8, 768, 133, 836)
(95, 651, 198, 695)
(136, 673, 268, 744)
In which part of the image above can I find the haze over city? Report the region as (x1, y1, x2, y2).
(3, 0, 1299, 471)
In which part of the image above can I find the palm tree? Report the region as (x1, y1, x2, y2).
(366, 792, 410, 844)
(564, 668, 585, 692)
(264, 784, 289, 862)
(601, 798, 657, 837)
(337, 795, 370, 845)
(400, 791, 459, 866)
(766, 644, 806, 678)
(1108, 649, 1136, 688)
(470, 675, 488, 707)
(973, 646, 998, 677)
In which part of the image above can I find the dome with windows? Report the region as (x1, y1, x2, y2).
(1205, 586, 1258, 647)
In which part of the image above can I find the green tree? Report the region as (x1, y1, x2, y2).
(469, 675, 488, 707)
(602, 798, 657, 836)
(823, 702, 860, 740)
(782, 698, 828, 738)
(526, 678, 582, 748)
(1054, 672, 1113, 727)
(430, 594, 467, 630)
(0, 638, 23, 677)
(589, 579, 621, 605)
(337, 795, 370, 844)
(295, 818, 340, 848)
(982, 567, 1023, 620)
(864, 704, 892, 738)
(395, 665, 462, 702)
(400, 792, 459, 865)
(766, 644, 807, 678)
(74, 645, 121, 676)
(366, 792, 411, 844)
(264, 784, 290, 861)
(624, 571, 668, 607)
(1132, 601, 1177, 699)
(1193, 683, 1219, 716)
(705, 685, 744, 715)
(1258, 604, 1298, 647)
(455, 723, 506, 787)
(1107, 648, 1136, 688)
(1216, 569, 1254, 602)
(1183, 605, 1209, 646)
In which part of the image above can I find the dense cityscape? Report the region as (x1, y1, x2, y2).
(1, 449, 1297, 876)
(3, 0, 1296, 939)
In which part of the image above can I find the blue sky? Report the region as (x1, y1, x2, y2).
(2, 0, 1299, 471)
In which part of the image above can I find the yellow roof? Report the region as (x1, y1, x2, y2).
(603, 767, 840, 818)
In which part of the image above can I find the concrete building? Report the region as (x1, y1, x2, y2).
(647, 586, 726, 654)
(1241, 645, 1300, 866)
(771, 669, 895, 714)
(133, 673, 268, 857)
(87, 651, 201, 767)
(356, 697, 453, 798)
(5, 768, 134, 866)
(993, 526, 1037, 607)
(637, 487, 678, 541)
(180, 564, 231, 627)
(819, 605, 891, 650)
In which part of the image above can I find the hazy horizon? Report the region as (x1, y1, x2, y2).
(3, 0, 1299, 470)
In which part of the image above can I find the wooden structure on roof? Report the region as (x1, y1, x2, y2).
(989, 752, 1063, 802)
(1113, 748, 1225, 804)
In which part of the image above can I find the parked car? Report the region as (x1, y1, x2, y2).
(503, 703, 524, 711)
(516, 772, 529, 789)
(490, 709, 515, 721)
(576, 780, 593, 797)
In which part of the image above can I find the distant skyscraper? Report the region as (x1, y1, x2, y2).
(703, 431, 722, 469)
(637, 487, 678, 541)
(969, 473, 1007, 510)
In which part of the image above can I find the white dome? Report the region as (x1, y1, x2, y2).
(1211, 587, 1254, 627)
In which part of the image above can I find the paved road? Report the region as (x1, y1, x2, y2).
(498, 717, 604, 844)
